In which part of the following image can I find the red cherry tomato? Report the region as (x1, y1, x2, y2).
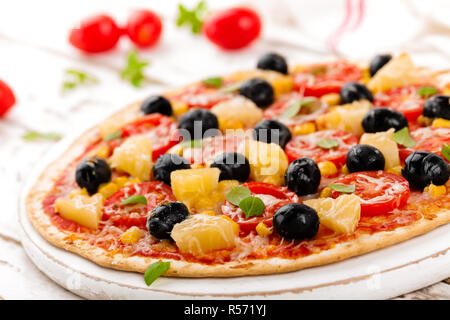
(285, 130, 358, 167)
(69, 14, 121, 53)
(331, 171, 410, 217)
(293, 61, 362, 97)
(204, 7, 261, 50)
(0, 79, 16, 117)
(126, 10, 162, 48)
(221, 182, 300, 235)
(102, 182, 175, 229)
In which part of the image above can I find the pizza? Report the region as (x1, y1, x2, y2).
(26, 52, 450, 279)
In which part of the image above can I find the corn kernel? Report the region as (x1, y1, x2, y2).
(167, 143, 184, 156)
(417, 115, 433, 126)
(387, 165, 402, 176)
(200, 210, 216, 216)
(442, 87, 450, 95)
(318, 161, 338, 176)
(360, 68, 371, 85)
(432, 118, 450, 128)
(320, 187, 332, 198)
(271, 77, 294, 97)
(87, 145, 110, 158)
(425, 184, 447, 197)
(120, 226, 144, 244)
(292, 65, 307, 73)
(69, 188, 88, 199)
(320, 93, 341, 106)
(172, 101, 189, 116)
(125, 177, 141, 185)
(98, 182, 119, 200)
(256, 222, 272, 236)
(221, 215, 240, 234)
(341, 165, 349, 174)
(292, 122, 316, 135)
(218, 119, 244, 131)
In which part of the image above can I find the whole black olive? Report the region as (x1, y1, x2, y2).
(153, 154, 191, 186)
(178, 109, 219, 140)
(75, 157, 111, 194)
(239, 78, 274, 108)
(340, 82, 373, 104)
(362, 108, 408, 133)
(423, 95, 450, 120)
(346, 145, 385, 173)
(253, 119, 292, 148)
(369, 54, 392, 77)
(210, 152, 250, 182)
(273, 203, 319, 240)
(285, 157, 321, 196)
(256, 52, 288, 75)
(147, 202, 189, 240)
(140, 95, 172, 116)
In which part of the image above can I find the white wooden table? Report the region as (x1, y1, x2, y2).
(0, 0, 449, 299)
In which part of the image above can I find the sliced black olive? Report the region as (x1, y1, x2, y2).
(238, 78, 274, 108)
(362, 108, 408, 133)
(402, 151, 450, 190)
(369, 54, 392, 77)
(273, 203, 319, 240)
(423, 95, 450, 120)
(210, 152, 250, 182)
(153, 154, 191, 186)
(75, 157, 111, 194)
(140, 95, 172, 116)
(178, 109, 219, 140)
(256, 52, 288, 75)
(147, 201, 189, 240)
(346, 145, 385, 173)
(340, 82, 373, 104)
(285, 158, 321, 196)
(253, 119, 292, 148)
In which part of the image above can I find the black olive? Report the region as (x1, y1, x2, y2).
(253, 119, 292, 148)
(178, 108, 219, 141)
(256, 52, 288, 75)
(402, 151, 450, 190)
(285, 158, 321, 196)
(346, 145, 385, 173)
(147, 201, 189, 240)
(153, 154, 191, 186)
(273, 203, 319, 240)
(238, 78, 274, 108)
(369, 54, 392, 77)
(140, 95, 172, 116)
(210, 152, 250, 182)
(423, 95, 450, 120)
(75, 157, 111, 194)
(362, 108, 408, 133)
(340, 82, 373, 104)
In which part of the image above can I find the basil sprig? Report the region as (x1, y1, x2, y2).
(120, 195, 147, 206)
(279, 99, 315, 119)
(442, 145, 450, 161)
(144, 261, 171, 286)
(393, 127, 416, 148)
(329, 183, 355, 194)
(317, 138, 339, 149)
(226, 186, 265, 218)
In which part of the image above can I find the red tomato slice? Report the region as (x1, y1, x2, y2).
(285, 130, 358, 167)
(399, 127, 450, 163)
(170, 84, 233, 109)
(373, 84, 435, 122)
(114, 114, 180, 161)
(182, 132, 245, 165)
(330, 171, 410, 216)
(293, 61, 362, 97)
(221, 182, 300, 235)
(102, 182, 175, 229)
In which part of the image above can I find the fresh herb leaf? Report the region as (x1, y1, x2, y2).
(226, 186, 252, 206)
(417, 86, 438, 98)
(279, 99, 315, 119)
(22, 131, 62, 141)
(121, 50, 150, 88)
(220, 82, 241, 93)
(393, 127, 416, 148)
(104, 131, 122, 141)
(442, 145, 450, 161)
(202, 77, 223, 88)
(329, 183, 355, 194)
(309, 66, 327, 75)
(144, 261, 170, 286)
(120, 195, 147, 206)
(62, 69, 98, 92)
(176, 1, 208, 34)
(317, 138, 339, 149)
(181, 140, 202, 148)
(239, 196, 265, 219)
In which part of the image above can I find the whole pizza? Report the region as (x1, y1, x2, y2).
(26, 52, 450, 279)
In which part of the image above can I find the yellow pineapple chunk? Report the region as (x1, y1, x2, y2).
(240, 139, 289, 186)
(227, 69, 293, 97)
(55, 194, 103, 229)
(212, 96, 263, 129)
(171, 214, 238, 255)
(316, 100, 371, 136)
(360, 128, 400, 170)
(110, 135, 152, 181)
(304, 194, 361, 234)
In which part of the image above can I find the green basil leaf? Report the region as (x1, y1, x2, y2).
(393, 127, 416, 148)
(317, 138, 339, 149)
(176, 1, 208, 34)
(417, 86, 438, 98)
(442, 145, 450, 162)
(226, 186, 252, 206)
(121, 50, 150, 88)
(62, 69, 98, 92)
(220, 82, 241, 93)
(328, 183, 356, 194)
(144, 261, 170, 286)
(120, 195, 147, 206)
(239, 196, 265, 219)
(181, 140, 202, 148)
(279, 99, 315, 119)
(309, 66, 327, 75)
(202, 77, 223, 88)
(22, 131, 62, 141)
(104, 131, 122, 141)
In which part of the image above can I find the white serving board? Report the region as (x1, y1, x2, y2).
(18, 127, 450, 300)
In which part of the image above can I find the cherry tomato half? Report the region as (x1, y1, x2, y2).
(0, 79, 15, 117)
(69, 14, 121, 53)
(221, 182, 300, 235)
(331, 171, 410, 216)
(126, 9, 162, 48)
(399, 127, 450, 163)
(204, 7, 261, 50)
